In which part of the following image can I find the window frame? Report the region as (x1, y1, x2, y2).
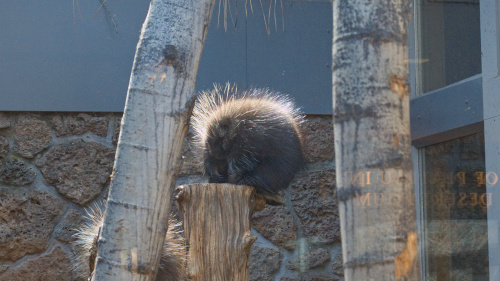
(409, 0, 500, 279)
(480, 0, 500, 278)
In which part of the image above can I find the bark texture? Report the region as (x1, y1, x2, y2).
(332, 1, 420, 280)
(91, 0, 216, 280)
(177, 183, 261, 281)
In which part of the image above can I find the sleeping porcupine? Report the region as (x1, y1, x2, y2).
(73, 204, 186, 281)
(191, 84, 305, 205)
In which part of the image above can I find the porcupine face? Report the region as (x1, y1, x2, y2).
(203, 118, 233, 183)
(206, 118, 234, 160)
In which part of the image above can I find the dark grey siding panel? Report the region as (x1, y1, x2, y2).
(195, 3, 247, 92)
(0, 0, 332, 114)
(0, 0, 150, 112)
(246, 1, 333, 114)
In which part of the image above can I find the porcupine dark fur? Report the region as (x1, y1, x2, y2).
(190, 84, 305, 205)
(73, 204, 186, 281)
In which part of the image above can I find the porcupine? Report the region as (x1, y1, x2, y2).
(73, 204, 186, 281)
(191, 84, 305, 205)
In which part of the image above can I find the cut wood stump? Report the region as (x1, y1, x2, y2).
(176, 183, 265, 281)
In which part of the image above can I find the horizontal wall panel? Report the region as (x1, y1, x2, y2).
(0, 0, 332, 114)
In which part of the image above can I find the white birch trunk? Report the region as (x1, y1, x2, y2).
(332, 1, 421, 280)
(92, 0, 216, 280)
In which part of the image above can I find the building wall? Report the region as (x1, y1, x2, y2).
(0, 112, 341, 281)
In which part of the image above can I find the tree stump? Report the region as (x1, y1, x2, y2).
(176, 183, 264, 281)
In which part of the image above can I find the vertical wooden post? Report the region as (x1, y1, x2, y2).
(176, 183, 264, 281)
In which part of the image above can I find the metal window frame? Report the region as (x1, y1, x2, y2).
(409, 0, 500, 279)
(410, 74, 483, 148)
(481, 0, 500, 278)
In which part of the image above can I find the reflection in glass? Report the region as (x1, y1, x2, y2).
(423, 133, 489, 280)
(417, 0, 481, 94)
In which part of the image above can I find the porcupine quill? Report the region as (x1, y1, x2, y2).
(191, 84, 305, 205)
(73, 204, 186, 281)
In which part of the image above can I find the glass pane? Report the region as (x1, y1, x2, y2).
(423, 133, 489, 280)
(418, 0, 481, 94)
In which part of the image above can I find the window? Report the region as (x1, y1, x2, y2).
(410, 0, 500, 280)
(422, 134, 489, 280)
(416, 0, 481, 94)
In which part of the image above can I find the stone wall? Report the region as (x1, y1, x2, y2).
(0, 112, 341, 281)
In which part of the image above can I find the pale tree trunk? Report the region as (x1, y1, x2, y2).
(332, 1, 420, 280)
(92, 0, 216, 280)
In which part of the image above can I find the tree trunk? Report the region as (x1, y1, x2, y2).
(332, 1, 421, 280)
(176, 184, 263, 281)
(91, 0, 216, 280)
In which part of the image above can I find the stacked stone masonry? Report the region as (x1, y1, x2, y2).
(0, 112, 342, 281)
